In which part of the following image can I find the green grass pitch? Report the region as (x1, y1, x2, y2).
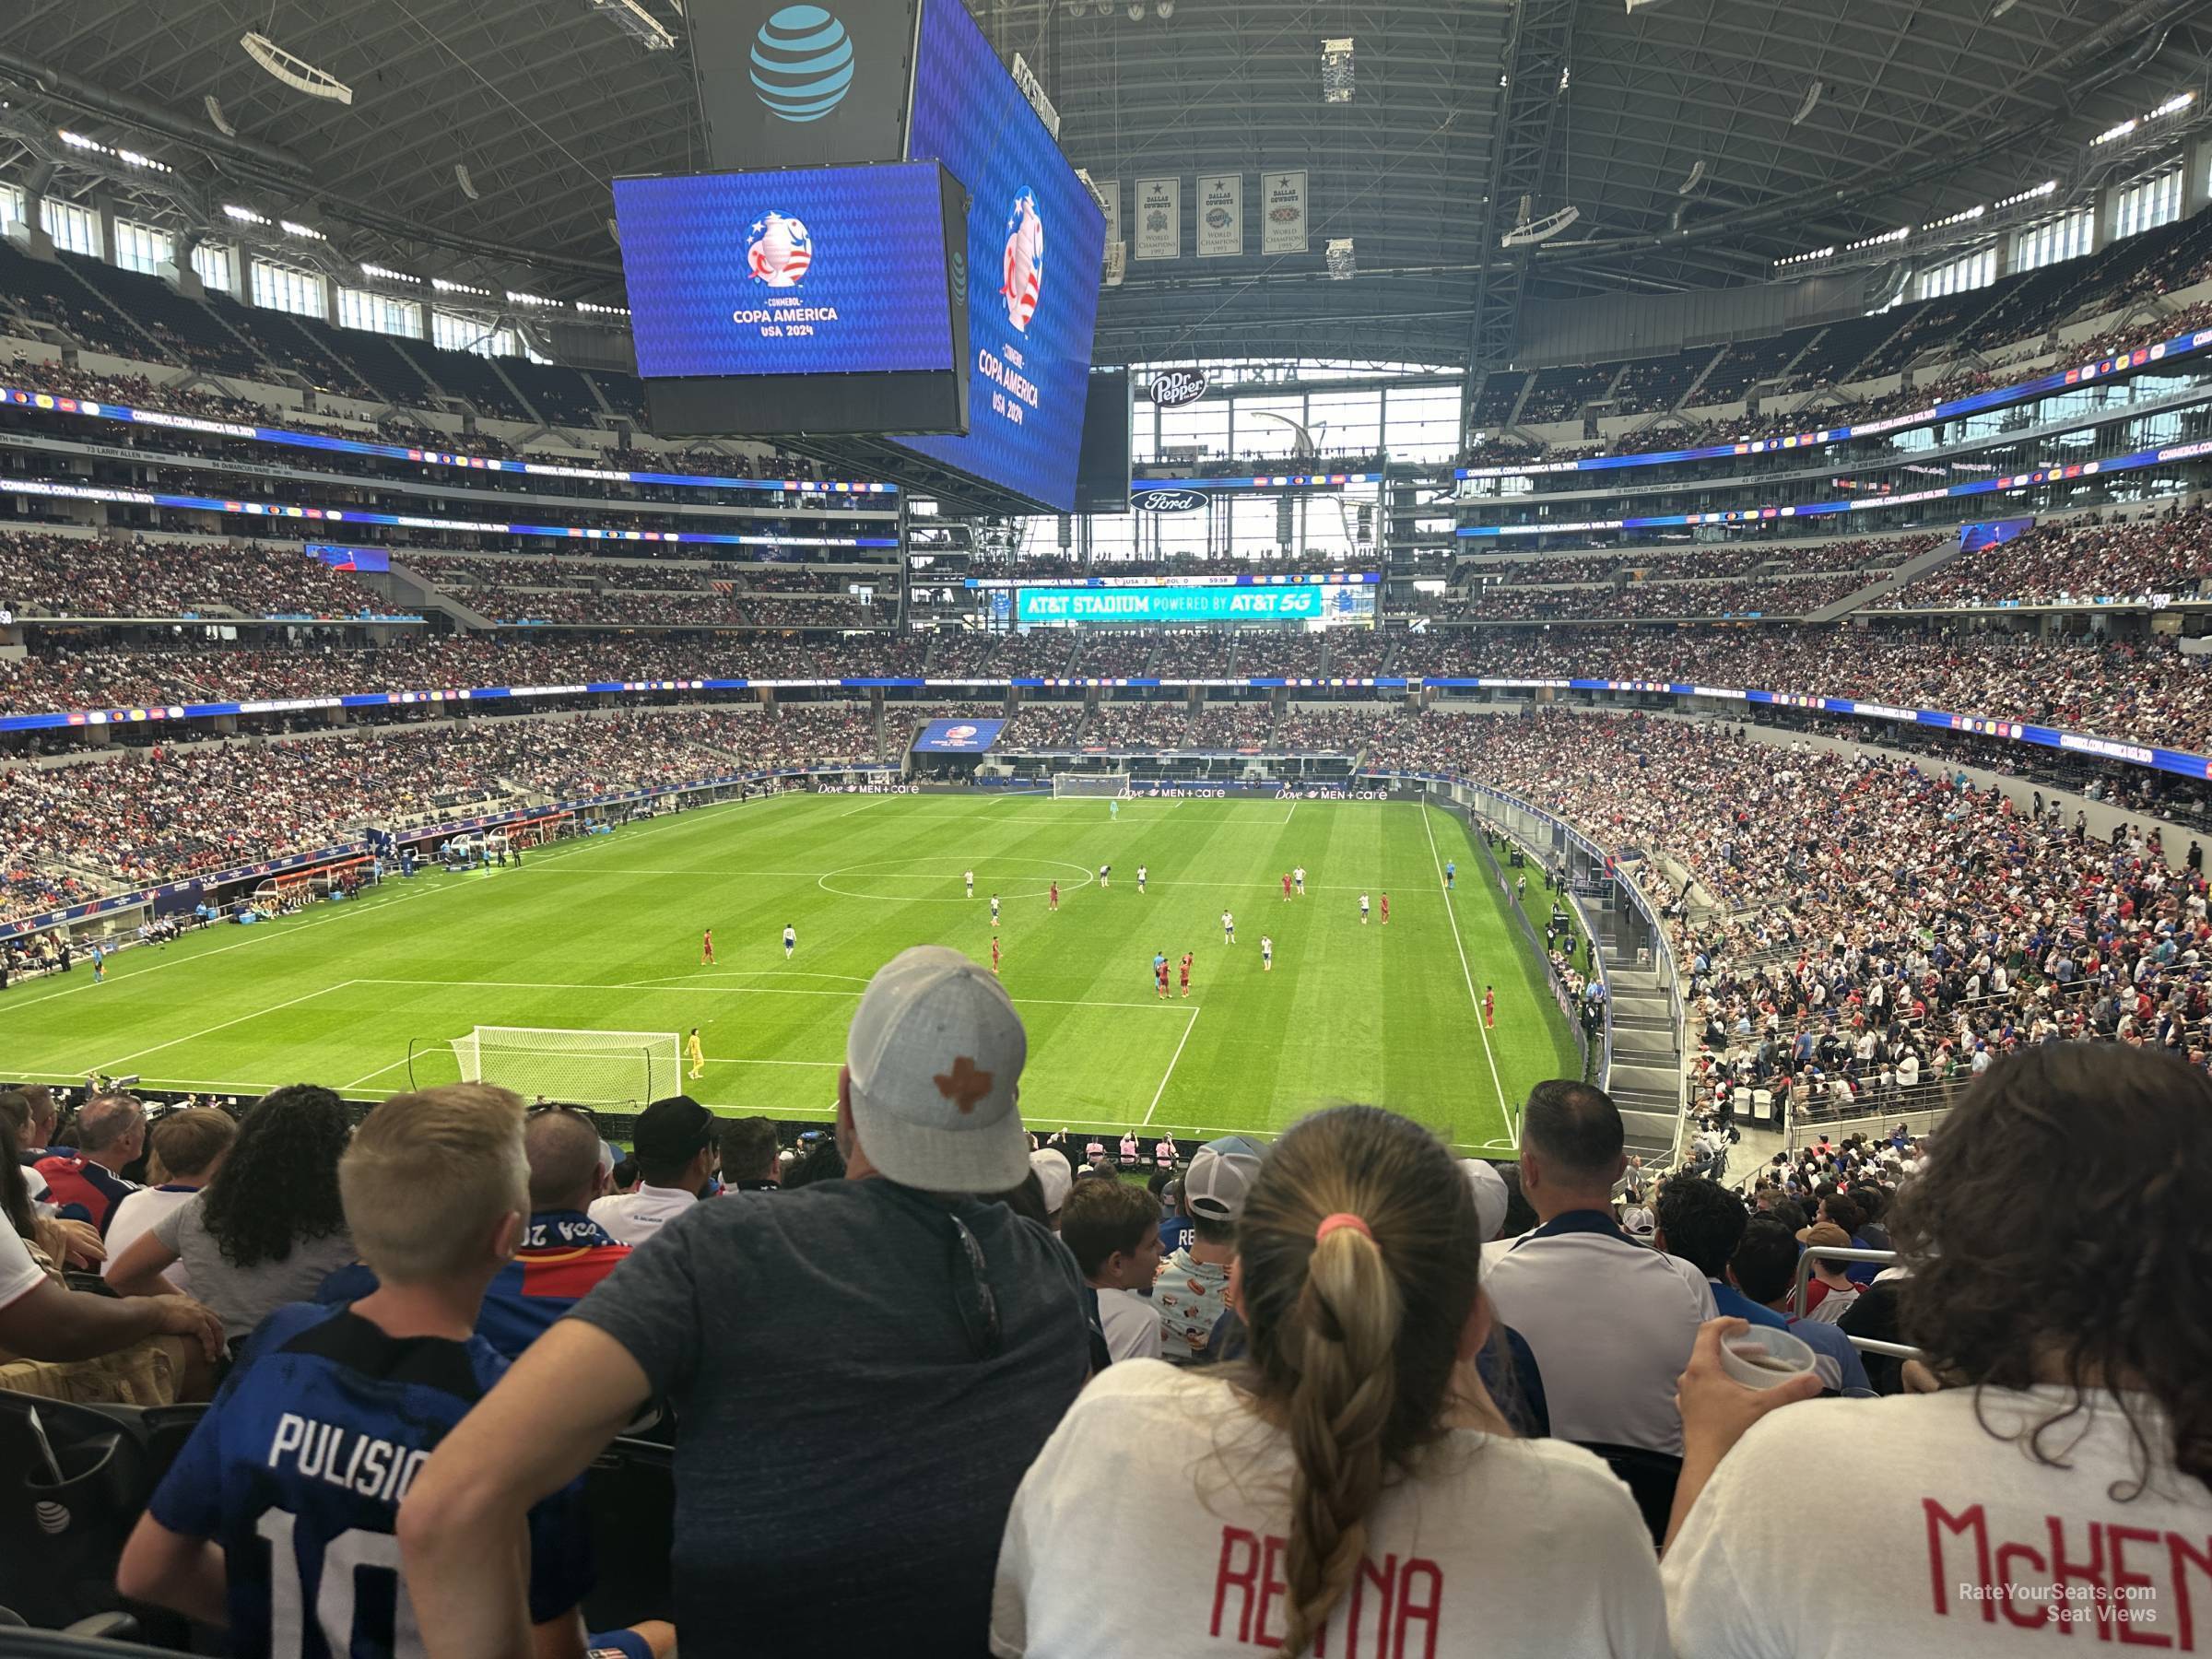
(0, 793, 1583, 1151)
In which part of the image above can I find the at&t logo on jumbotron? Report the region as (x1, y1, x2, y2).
(750, 6, 854, 123)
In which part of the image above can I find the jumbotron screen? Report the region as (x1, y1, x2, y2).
(888, 0, 1106, 513)
(615, 162, 959, 381)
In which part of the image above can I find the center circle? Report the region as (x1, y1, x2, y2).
(818, 856, 1099, 905)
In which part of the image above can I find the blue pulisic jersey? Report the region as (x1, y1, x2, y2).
(147, 1300, 593, 1659)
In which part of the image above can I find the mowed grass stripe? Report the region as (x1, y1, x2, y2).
(0, 794, 1582, 1147)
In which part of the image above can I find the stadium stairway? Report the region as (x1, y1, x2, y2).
(377, 560, 493, 629)
(1599, 949, 1686, 1156)
(1803, 535, 1972, 620)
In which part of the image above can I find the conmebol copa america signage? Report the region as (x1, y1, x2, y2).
(1132, 488, 1209, 512)
(1147, 368, 1208, 408)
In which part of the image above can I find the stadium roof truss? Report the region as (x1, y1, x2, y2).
(0, 0, 2201, 371)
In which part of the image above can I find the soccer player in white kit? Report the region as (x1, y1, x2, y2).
(1262, 935, 1274, 971)
(1360, 892, 1371, 924)
(1293, 865, 1306, 895)
(1137, 865, 1147, 893)
(782, 923, 796, 959)
(1221, 909, 1236, 945)
(965, 869, 974, 898)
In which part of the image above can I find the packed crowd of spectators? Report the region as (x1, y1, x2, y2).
(0, 705, 888, 921)
(1078, 700, 1194, 750)
(1880, 503, 2212, 609)
(0, 531, 398, 620)
(1370, 707, 2212, 1093)
(6, 978, 2200, 1659)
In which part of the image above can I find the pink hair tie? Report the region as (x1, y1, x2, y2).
(1315, 1212, 1372, 1244)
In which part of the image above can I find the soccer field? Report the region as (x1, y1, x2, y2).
(0, 792, 1583, 1151)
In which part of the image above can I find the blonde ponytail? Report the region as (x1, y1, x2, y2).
(1230, 1106, 1482, 1659)
(1277, 1225, 1399, 1657)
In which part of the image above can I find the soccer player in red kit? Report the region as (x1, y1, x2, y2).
(1281, 872, 1292, 901)
(1049, 881, 1059, 912)
(992, 935, 1002, 976)
(1156, 959, 1171, 999)
(1381, 892, 1391, 925)
(700, 928, 714, 964)
(1179, 952, 1193, 996)
(1484, 984, 1496, 1028)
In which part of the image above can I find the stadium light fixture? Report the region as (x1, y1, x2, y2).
(240, 32, 354, 105)
(1322, 38, 1355, 103)
(280, 219, 328, 241)
(1792, 81, 1822, 125)
(222, 203, 270, 227)
(360, 262, 421, 283)
(588, 0, 677, 52)
(1677, 159, 1705, 196)
(1501, 205, 1580, 247)
(1994, 179, 2057, 208)
(454, 164, 480, 201)
(1157, 0, 1174, 17)
(204, 95, 236, 136)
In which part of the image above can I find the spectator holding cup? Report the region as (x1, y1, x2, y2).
(1664, 1043, 2212, 1654)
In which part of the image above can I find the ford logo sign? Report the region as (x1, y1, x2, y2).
(1132, 488, 1209, 512)
(1148, 368, 1208, 408)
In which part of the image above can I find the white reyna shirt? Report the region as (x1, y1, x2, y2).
(993, 1361, 1668, 1658)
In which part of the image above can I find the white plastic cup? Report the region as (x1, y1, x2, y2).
(1717, 1324, 1818, 1390)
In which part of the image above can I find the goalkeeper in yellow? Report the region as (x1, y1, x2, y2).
(688, 1025, 706, 1081)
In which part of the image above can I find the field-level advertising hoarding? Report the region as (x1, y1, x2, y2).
(889, 0, 1107, 513)
(912, 717, 1008, 751)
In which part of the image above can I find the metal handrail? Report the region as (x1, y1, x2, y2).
(1787, 1242, 1925, 1365)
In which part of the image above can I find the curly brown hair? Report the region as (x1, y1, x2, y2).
(1891, 1042, 2212, 1500)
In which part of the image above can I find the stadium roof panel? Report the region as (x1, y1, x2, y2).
(0, 0, 2201, 367)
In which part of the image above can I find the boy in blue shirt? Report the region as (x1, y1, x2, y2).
(119, 1083, 672, 1659)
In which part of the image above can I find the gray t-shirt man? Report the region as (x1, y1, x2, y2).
(571, 1178, 1086, 1653)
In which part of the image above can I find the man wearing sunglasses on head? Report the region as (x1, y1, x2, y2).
(586, 1095, 721, 1246)
(400, 947, 1089, 1659)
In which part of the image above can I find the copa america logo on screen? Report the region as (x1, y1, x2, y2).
(940, 724, 983, 747)
(747, 213, 813, 287)
(1002, 187, 1043, 333)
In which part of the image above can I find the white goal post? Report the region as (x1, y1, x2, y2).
(452, 1026, 682, 1106)
(1053, 771, 1133, 798)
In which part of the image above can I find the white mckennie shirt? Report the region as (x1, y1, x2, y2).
(1665, 1387, 2212, 1656)
(992, 1360, 1668, 1658)
(1480, 1211, 1717, 1454)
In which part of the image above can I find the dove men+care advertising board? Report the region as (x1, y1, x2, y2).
(617, 159, 971, 437)
(888, 0, 1107, 513)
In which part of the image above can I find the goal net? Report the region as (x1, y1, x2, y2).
(1053, 772, 1133, 798)
(450, 1026, 681, 1105)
